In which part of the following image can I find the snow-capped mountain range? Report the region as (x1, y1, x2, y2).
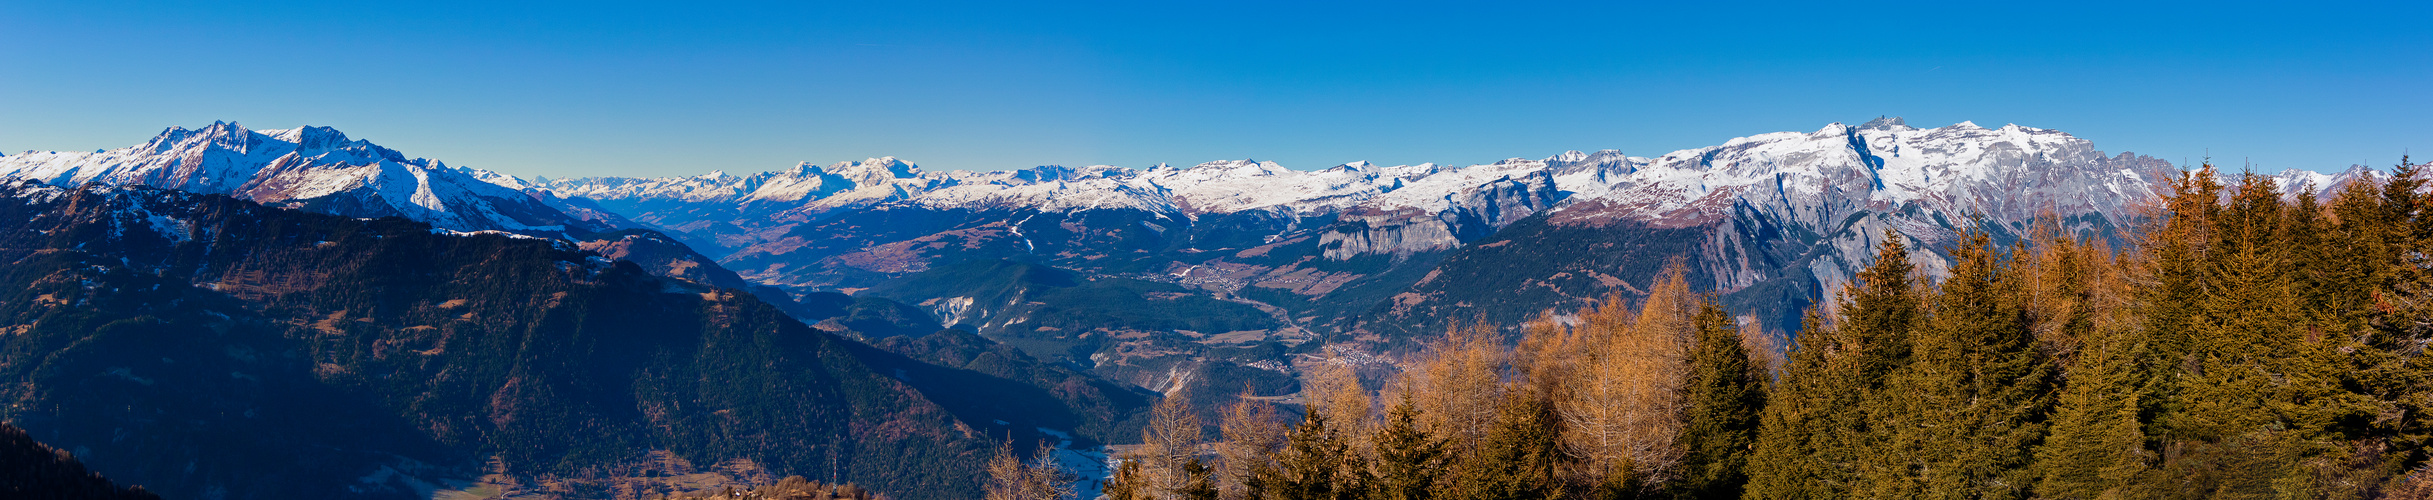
(8, 117, 2405, 399)
(5, 119, 2358, 254)
(0, 122, 615, 236)
(535, 118, 2184, 288)
(3, 119, 2378, 342)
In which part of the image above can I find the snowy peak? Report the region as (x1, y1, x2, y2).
(1538, 118, 2183, 296)
(2254, 164, 2382, 201)
(828, 156, 921, 187)
(0, 122, 608, 236)
(263, 125, 358, 152)
(1562, 118, 2173, 223)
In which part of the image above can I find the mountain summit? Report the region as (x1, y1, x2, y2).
(0, 122, 616, 236)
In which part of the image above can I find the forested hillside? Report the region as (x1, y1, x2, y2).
(0, 181, 1008, 499)
(1070, 160, 2433, 500)
(0, 423, 160, 500)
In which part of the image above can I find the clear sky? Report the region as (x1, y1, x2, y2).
(3, 1, 2426, 178)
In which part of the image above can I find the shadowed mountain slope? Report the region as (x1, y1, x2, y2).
(0, 180, 1014, 499)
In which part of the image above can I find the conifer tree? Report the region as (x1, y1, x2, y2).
(987, 440, 1031, 500)
(1271, 409, 1366, 500)
(1414, 320, 1509, 459)
(1859, 230, 2053, 499)
(1178, 458, 1219, 500)
(2031, 320, 2153, 499)
(1842, 229, 1924, 384)
(1672, 300, 1765, 500)
(1745, 306, 1843, 500)
(1750, 231, 1922, 499)
(1107, 457, 1149, 500)
(1144, 390, 1206, 498)
(2349, 157, 2433, 491)
(2152, 172, 2379, 496)
(1541, 263, 1698, 492)
(2163, 174, 2305, 462)
(2030, 236, 2155, 499)
(2140, 163, 2225, 368)
(986, 439, 1076, 500)
(1453, 390, 1564, 500)
(1406, 319, 1511, 499)
(1372, 393, 1446, 500)
(1308, 362, 1376, 461)
(1219, 388, 1288, 499)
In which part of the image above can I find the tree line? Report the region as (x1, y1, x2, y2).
(995, 160, 2433, 499)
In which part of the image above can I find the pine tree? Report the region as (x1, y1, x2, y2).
(2347, 156, 2433, 492)
(1745, 307, 1841, 500)
(1748, 231, 1922, 499)
(1859, 230, 2053, 499)
(2147, 172, 2381, 497)
(1271, 409, 1366, 500)
(1843, 230, 1924, 384)
(1372, 393, 1446, 500)
(1453, 390, 1565, 500)
(2140, 163, 2225, 369)
(2030, 236, 2155, 499)
(1671, 300, 1765, 500)
(2031, 323, 2153, 499)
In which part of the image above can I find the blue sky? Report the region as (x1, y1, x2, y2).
(3, 1, 2426, 177)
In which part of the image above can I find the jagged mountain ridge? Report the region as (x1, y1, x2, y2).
(9, 120, 2369, 385)
(498, 118, 2219, 394)
(0, 122, 625, 236)
(533, 119, 2182, 315)
(1360, 118, 2183, 341)
(536, 155, 1564, 260)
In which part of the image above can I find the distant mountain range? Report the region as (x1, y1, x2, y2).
(0, 118, 2391, 498)
(0, 122, 631, 237)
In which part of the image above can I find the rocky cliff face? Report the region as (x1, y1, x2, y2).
(1352, 118, 2185, 342)
(1320, 212, 1460, 260)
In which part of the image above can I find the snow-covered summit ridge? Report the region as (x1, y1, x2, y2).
(0, 122, 605, 235)
(1548, 118, 2179, 228)
(541, 151, 1601, 220)
(534, 119, 2185, 229)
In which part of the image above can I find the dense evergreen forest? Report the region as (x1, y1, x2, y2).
(995, 161, 2433, 500)
(0, 423, 160, 500)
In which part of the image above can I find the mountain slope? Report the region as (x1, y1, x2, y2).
(0, 423, 161, 500)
